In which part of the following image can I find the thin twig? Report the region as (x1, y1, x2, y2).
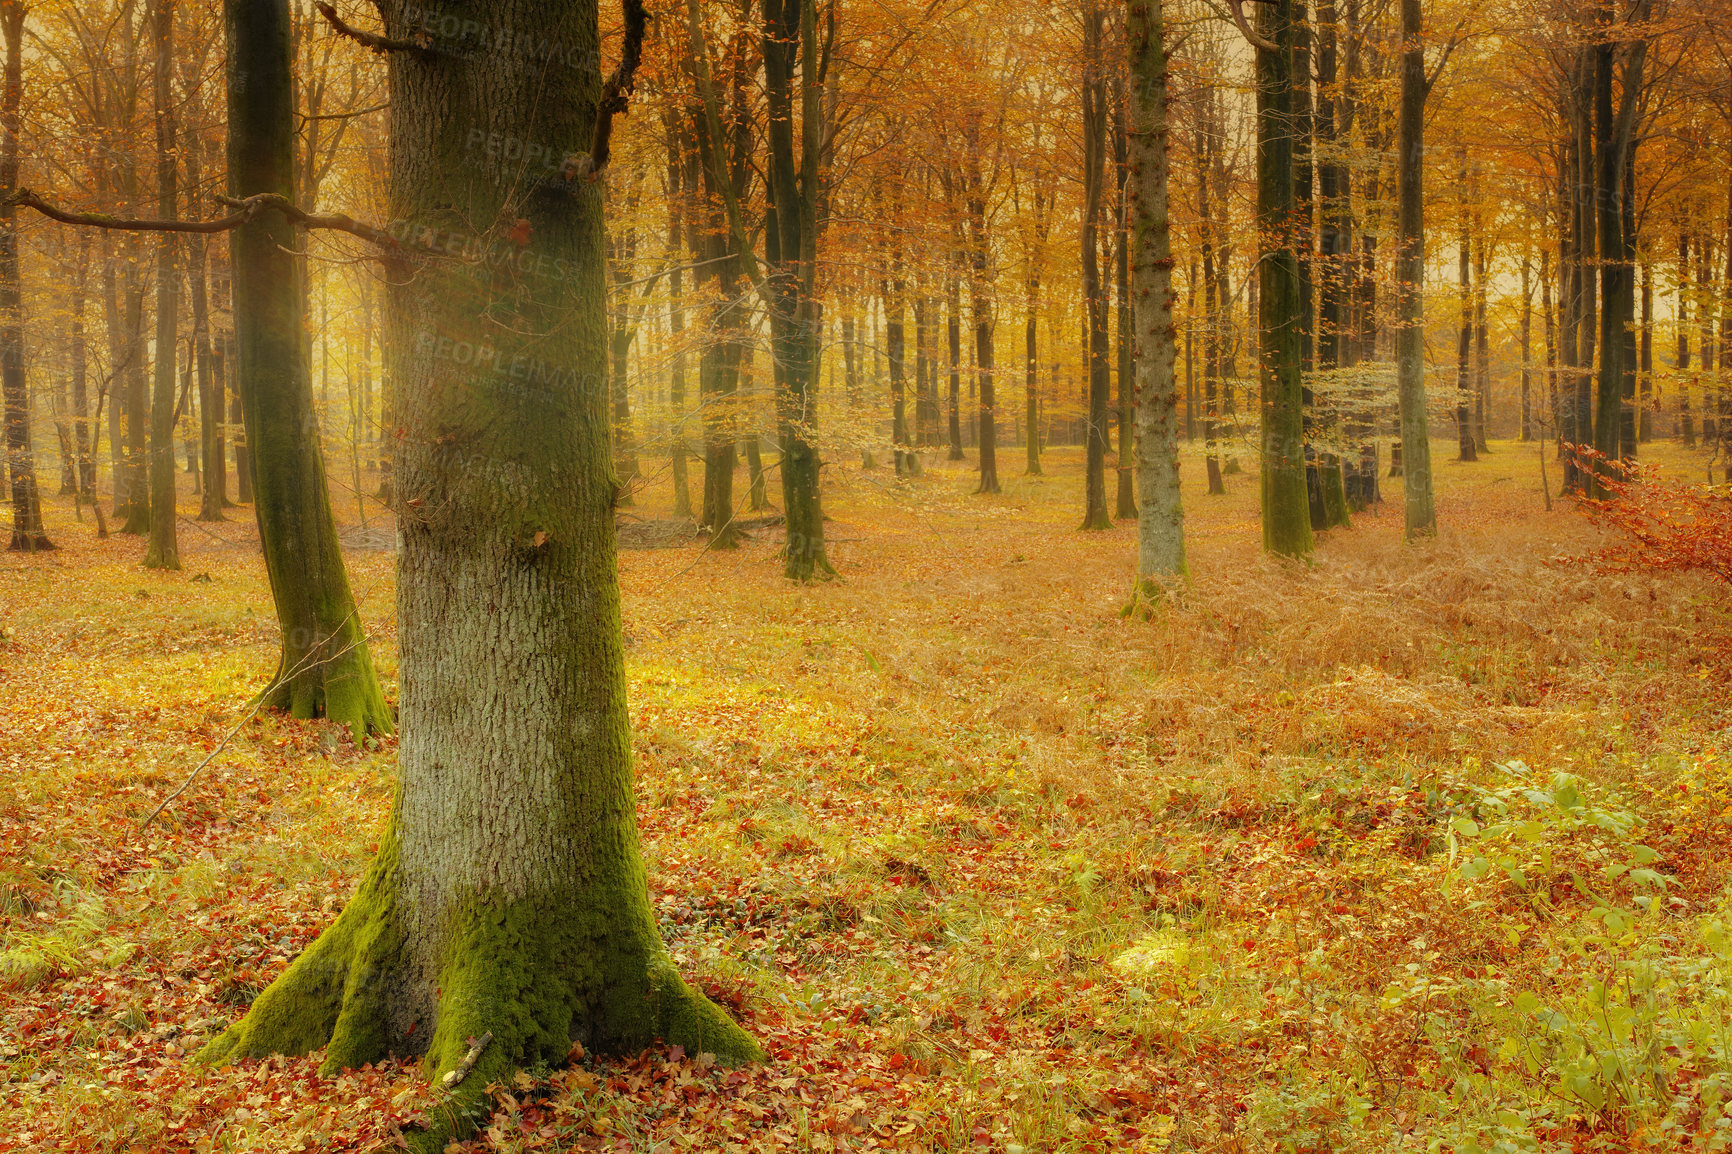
(138, 619, 365, 833)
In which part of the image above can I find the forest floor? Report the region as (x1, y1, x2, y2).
(2, 436, 1730, 1153)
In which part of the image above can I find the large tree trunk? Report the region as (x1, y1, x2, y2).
(203, 3, 759, 1136)
(1255, 0, 1312, 557)
(1, 0, 50, 552)
(143, 0, 181, 570)
(1129, 0, 1184, 583)
(1393, 0, 1435, 538)
(217, 0, 388, 736)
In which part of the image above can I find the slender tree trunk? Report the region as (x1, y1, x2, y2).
(1678, 230, 1695, 445)
(741, 346, 769, 508)
(1455, 207, 1478, 463)
(1638, 258, 1652, 443)
(1198, 114, 1225, 496)
(1255, 0, 1313, 556)
(968, 170, 999, 494)
(1129, 0, 1184, 583)
(1080, 3, 1111, 529)
(1394, 0, 1436, 537)
(0, 0, 48, 551)
(72, 232, 94, 500)
(1473, 237, 1490, 453)
(1024, 258, 1041, 475)
(190, 200, 225, 520)
(666, 123, 693, 518)
(1520, 251, 1533, 441)
(947, 270, 963, 460)
(1113, 83, 1137, 521)
(143, 0, 181, 569)
(216, 0, 388, 736)
(1591, 16, 1624, 477)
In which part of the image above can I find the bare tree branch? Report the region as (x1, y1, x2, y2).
(4, 187, 402, 253)
(313, 1, 429, 56)
(1230, 0, 1280, 53)
(564, 0, 649, 181)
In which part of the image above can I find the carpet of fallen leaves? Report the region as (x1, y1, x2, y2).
(2, 440, 1729, 1153)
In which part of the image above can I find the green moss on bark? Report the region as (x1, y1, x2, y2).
(197, 833, 401, 1070)
(258, 624, 393, 743)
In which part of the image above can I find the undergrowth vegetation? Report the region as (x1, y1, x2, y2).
(1, 441, 1728, 1152)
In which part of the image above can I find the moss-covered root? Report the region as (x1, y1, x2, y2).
(1121, 576, 1182, 622)
(401, 906, 762, 1153)
(259, 631, 394, 742)
(196, 839, 400, 1070)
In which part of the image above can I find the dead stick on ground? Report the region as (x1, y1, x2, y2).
(138, 620, 363, 832)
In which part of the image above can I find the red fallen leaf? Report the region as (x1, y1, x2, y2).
(509, 218, 533, 245)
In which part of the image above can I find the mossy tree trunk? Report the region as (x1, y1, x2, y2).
(204, 4, 759, 1139)
(221, 0, 388, 738)
(1254, 0, 1313, 558)
(142, 0, 181, 571)
(1129, 0, 1186, 584)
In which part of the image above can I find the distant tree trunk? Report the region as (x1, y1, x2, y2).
(1570, 46, 1597, 491)
(1129, 0, 1184, 583)
(143, 0, 182, 570)
(1678, 231, 1695, 446)
(1080, 1, 1112, 529)
(947, 269, 963, 460)
(1472, 236, 1490, 453)
(1113, 81, 1137, 521)
(1455, 224, 1477, 463)
(0, 0, 49, 552)
(666, 119, 693, 518)
(221, 0, 387, 736)
(1638, 258, 1652, 443)
(1197, 110, 1225, 496)
(1520, 251, 1533, 441)
(968, 166, 999, 494)
(1024, 244, 1042, 476)
(205, 3, 758, 1129)
(119, 255, 151, 534)
(1255, 0, 1312, 557)
(1394, 0, 1436, 537)
(741, 346, 769, 509)
(607, 197, 641, 505)
(72, 232, 94, 499)
(1721, 135, 1732, 479)
(1591, 10, 1634, 479)
(1544, 246, 1558, 441)
(1698, 229, 1716, 447)
(189, 190, 225, 520)
(886, 266, 916, 477)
